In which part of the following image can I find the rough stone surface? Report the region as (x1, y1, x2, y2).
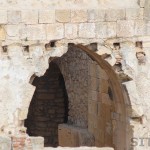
(0, 1, 149, 150)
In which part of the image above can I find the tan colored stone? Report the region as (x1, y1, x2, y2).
(22, 10, 38, 24)
(65, 23, 78, 39)
(126, 8, 143, 20)
(46, 23, 64, 40)
(39, 10, 55, 23)
(19, 108, 28, 120)
(117, 20, 134, 37)
(105, 9, 125, 21)
(56, 10, 71, 22)
(71, 10, 87, 22)
(0, 26, 6, 40)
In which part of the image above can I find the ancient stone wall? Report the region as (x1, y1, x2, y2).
(0, 0, 149, 150)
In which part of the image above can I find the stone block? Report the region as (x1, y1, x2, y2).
(26, 137, 44, 150)
(39, 10, 55, 23)
(107, 22, 117, 38)
(79, 23, 95, 38)
(58, 124, 79, 147)
(117, 20, 134, 37)
(0, 26, 6, 40)
(22, 10, 38, 24)
(134, 20, 146, 36)
(46, 23, 64, 40)
(0, 10, 7, 24)
(0, 136, 11, 150)
(56, 10, 71, 22)
(96, 22, 116, 38)
(8, 11, 21, 24)
(19, 108, 28, 120)
(105, 9, 125, 21)
(58, 124, 94, 147)
(5, 24, 24, 40)
(71, 10, 87, 22)
(88, 9, 105, 22)
(126, 8, 143, 20)
(20, 24, 46, 40)
(65, 23, 78, 39)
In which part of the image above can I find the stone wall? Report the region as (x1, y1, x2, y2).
(0, 0, 149, 150)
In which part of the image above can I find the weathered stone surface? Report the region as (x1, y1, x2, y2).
(39, 10, 55, 23)
(117, 20, 134, 37)
(0, 10, 7, 24)
(105, 9, 125, 21)
(20, 24, 46, 40)
(46, 24, 64, 40)
(88, 9, 105, 22)
(0, 136, 11, 150)
(65, 23, 78, 39)
(79, 23, 95, 38)
(22, 10, 38, 24)
(0, 26, 6, 40)
(8, 11, 21, 24)
(126, 8, 143, 20)
(71, 10, 87, 22)
(56, 10, 71, 22)
(96, 22, 116, 38)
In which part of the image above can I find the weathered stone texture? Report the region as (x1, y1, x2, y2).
(39, 10, 55, 24)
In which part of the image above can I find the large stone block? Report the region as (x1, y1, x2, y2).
(0, 136, 11, 150)
(46, 23, 64, 40)
(105, 9, 125, 21)
(96, 22, 116, 38)
(71, 10, 87, 22)
(56, 10, 71, 22)
(20, 24, 46, 40)
(79, 23, 95, 38)
(39, 10, 55, 23)
(65, 23, 78, 39)
(117, 20, 134, 37)
(8, 11, 21, 24)
(22, 10, 38, 24)
(134, 20, 146, 36)
(58, 124, 94, 147)
(88, 9, 105, 22)
(0, 10, 7, 24)
(126, 8, 143, 20)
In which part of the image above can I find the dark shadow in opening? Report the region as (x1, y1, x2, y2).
(25, 62, 68, 147)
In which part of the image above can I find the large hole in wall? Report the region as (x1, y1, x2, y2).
(25, 62, 69, 147)
(25, 44, 128, 150)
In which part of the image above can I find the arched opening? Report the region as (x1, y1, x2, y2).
(25, 62, 69, 147)
(25, 44, 131, 150)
